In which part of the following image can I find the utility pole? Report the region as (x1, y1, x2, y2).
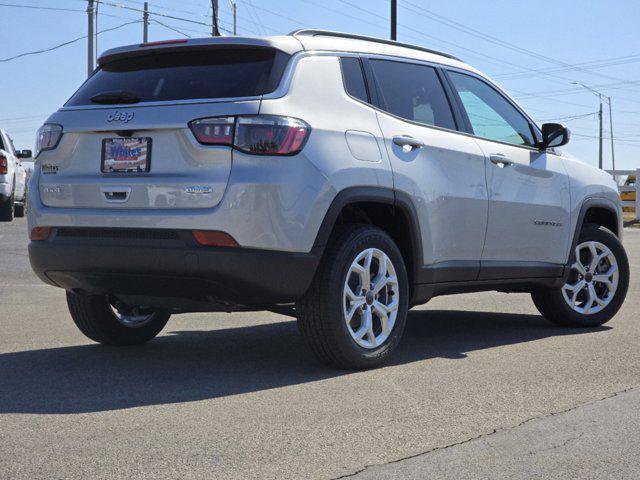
(390, 0, 397, 40)
(143, 1, 149, 43)
(598, 97, 603, 170)
(232, 2, 237, 36)
(211, 0, 220, 36)
(608, 96, 616, 181)
(95, 0, 99, 65)
(87, 0, 94, 78)
(573, 81, 608, 170)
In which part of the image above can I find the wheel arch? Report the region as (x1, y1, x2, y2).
(568, 197, 621, 263)
(312, 187, 424, 289)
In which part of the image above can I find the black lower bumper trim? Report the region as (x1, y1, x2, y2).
(29, 231, 321, 305)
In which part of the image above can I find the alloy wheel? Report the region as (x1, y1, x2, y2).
(562, 241, 619, 315)
(343, 248, 399, 349)
(109, 303, 158, 328)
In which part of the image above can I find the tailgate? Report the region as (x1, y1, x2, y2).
(38, 101, 260, 209)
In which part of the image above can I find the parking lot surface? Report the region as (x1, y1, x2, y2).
(1, 217, 639, 479)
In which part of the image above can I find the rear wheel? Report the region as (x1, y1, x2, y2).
(15, 184, 26, 217)
(14, 202, 25, 218)
(532, 224, 629, 327)
(297, 225, 409, 369)
(66, 291, 170, 345)
(0, 192, 15, 222)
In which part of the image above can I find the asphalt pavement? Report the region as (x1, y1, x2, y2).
(1, 217, 639, 479)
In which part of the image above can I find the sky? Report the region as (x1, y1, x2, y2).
(1, 0, 639, 173)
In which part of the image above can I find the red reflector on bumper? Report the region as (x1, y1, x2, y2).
(192, 230, 239, 248)
(30, 227, 52, 241)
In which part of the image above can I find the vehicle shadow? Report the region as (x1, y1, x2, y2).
(0, 310, 608, 414)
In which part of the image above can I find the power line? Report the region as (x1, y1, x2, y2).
(241, 0, 268, 35)
(0, 114, 49, 123)
(0, 2, 83, 13)
(516, 80, 640, 100)
(401, 0, 638, 87)
(74, 0, 234, 33)
(152, 18, 192, 38)
(335, 0, 577, 86)
(0, 20, 141, 63)
(231, 1, 310, 28)
(494, 54, 640, 80)
(539, 112, 599, 122)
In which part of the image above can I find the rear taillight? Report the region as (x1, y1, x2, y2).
(0, 155, 7, 175)
(192, 230, 239, 248)
(188, 117, 235, 146)
(189, 115, 311, 156)
(30, 227, 52, 241)
(35, 124, 63, 157)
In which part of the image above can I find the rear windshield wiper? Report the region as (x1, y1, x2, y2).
(90, 90, 140, 104)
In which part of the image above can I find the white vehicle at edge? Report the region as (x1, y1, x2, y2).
(0, 128, 29, 222)
(27, 30, 629, 369)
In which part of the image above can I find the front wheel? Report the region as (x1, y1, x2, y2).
(532, 224, 629, 327)
(297, 225, 409, 369)
(66, 292, 171, 345)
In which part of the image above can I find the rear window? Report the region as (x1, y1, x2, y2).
(66, 48, 290, 106)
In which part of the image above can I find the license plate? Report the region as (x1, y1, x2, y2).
(101, 137, 151, 173)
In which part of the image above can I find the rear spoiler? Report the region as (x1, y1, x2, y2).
(98, 36, 303, 66)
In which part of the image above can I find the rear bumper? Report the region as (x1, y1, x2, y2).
(28, 228, 321, 306)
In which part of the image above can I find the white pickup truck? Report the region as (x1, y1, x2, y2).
(0, 128, 29, 221)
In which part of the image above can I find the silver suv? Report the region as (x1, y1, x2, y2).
(28, 30, 629, 369)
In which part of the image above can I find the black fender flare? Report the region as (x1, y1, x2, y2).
(312, 186, 424, 280)
(567, 196, 620, 263)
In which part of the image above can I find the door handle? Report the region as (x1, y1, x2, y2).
(393, 135, 424, 150)
(489, 154, 514, 167)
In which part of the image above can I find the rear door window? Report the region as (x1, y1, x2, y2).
(66, 48, 290, 106)
(369, 59, 456, 130)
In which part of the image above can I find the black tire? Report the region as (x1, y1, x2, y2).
(66, 291, 171, 346)
(14, 202, 25, 218)
(15, 183, 27, 217)
(532, 224, 629, 327)
(0, 193, 15, 222)
(297, 225, 410, 370)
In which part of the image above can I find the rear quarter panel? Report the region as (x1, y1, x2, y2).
(258, 54, 394, 248)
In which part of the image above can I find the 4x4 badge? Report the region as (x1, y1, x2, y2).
(107, 111, 134, 123)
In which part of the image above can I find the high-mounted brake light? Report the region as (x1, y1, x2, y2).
(139, 39, 188, 48)
(188, 115, 311, 156)
(0, 155, 7, 175)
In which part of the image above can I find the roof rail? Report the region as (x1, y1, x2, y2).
(289, 29, 461, 62)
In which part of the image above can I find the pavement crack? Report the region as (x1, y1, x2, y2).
(527, 432, 585, 456)
(331, 385, 637, 479)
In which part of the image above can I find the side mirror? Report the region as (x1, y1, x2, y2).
(540, 123, 570, 149)
(17, 149, 33, 159)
